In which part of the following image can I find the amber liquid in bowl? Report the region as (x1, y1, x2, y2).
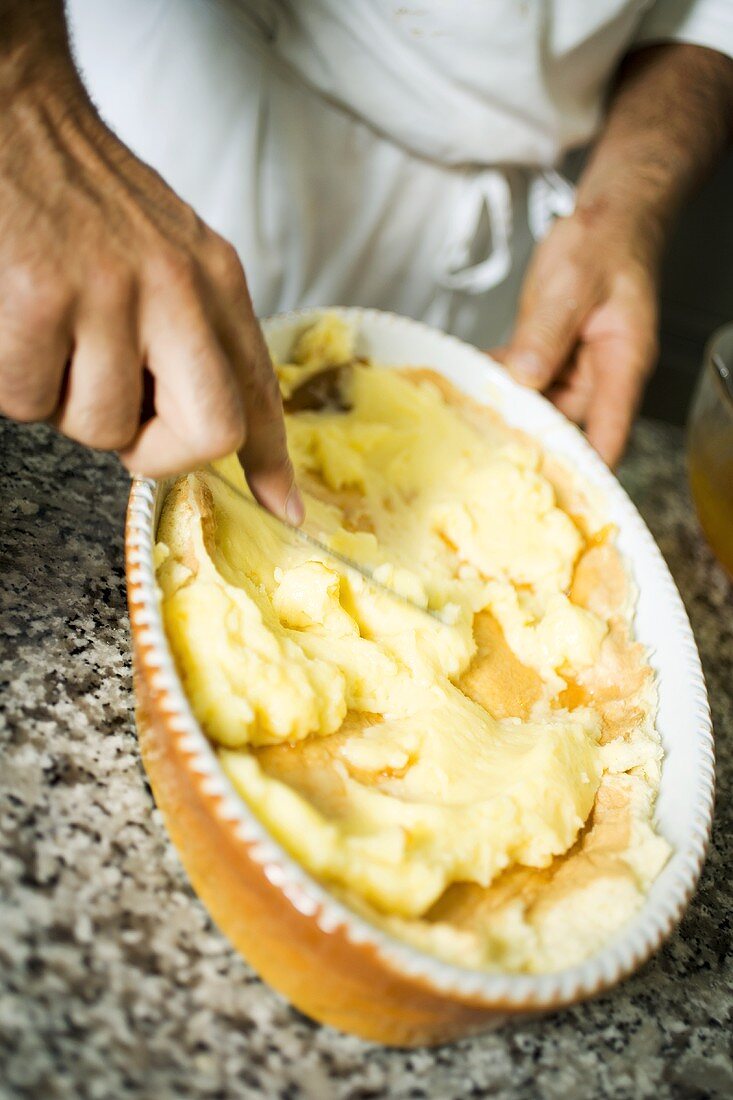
(689, 442, 733, 579)
(687, 327, 733, 580)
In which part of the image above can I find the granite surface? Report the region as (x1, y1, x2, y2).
(0, 416, 731, 1100)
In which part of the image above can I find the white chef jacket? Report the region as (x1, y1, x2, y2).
(67, 0, 733, 348)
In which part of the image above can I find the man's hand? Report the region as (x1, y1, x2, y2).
(501, 43, 733, 468)
(0, 0, 303, 522)
(500, 208, 658, 469)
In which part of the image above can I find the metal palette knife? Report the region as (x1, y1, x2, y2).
(204, 464, 447, 624)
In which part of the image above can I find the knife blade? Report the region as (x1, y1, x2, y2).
(203, 464, 446, 624)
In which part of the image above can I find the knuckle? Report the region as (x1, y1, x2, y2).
(62, 406, 102, 447)
(93, 414, 140, 452)
(91, 258, 135, 306)
(2, 267, 69, 330)
(0, 341, 63, 421)
(211, 407, 246, 457)
(149, 246, 200, 294)
(208, 240, 247, 295)
(63, 373, 142, 450)
(619, 327, 658, 380)
(0, 384, 58, 423)
(192, 406, 246, 460)
(525, 313, 557, 344)
(247, 362, 283, 412)
(553, 257, 585, 291)
(521, 312, 564, 352)
(66, 407, 135, 451)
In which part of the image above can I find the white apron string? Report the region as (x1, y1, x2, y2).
(527, 168, 576, 240)
(432, 168, 514, 295)
(432, 166, 575, 307)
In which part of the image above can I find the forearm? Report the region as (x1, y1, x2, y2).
(575, 43, 733, 267)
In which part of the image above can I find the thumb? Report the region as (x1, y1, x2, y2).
(505, 297, 586, 391)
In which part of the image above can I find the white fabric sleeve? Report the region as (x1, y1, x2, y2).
(633, 0, 733, 60)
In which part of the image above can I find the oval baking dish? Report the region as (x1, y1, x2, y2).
(126, 307, 714, 1046)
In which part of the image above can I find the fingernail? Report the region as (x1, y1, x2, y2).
(285, 484, 305, 526)
(508, 351, 546, 385)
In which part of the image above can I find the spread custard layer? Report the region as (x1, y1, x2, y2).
(155, 315, 670, 973)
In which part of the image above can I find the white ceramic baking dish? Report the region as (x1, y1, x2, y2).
(126, 307, 714, 1045)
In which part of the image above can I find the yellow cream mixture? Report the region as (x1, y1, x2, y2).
(155, 315, 670, 971)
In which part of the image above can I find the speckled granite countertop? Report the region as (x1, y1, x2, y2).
(1, 417, 731, 1100)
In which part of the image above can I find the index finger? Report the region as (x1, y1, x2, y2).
(238, 319, 304, 524)
(207, 248, 303, 523)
